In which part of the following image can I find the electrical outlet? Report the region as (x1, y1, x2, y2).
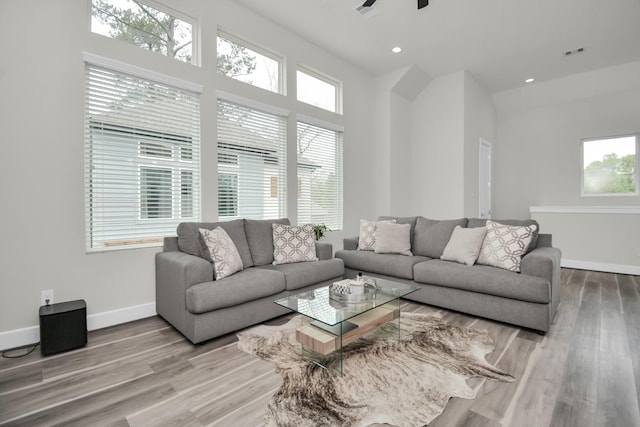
(41, 289, 54, 306)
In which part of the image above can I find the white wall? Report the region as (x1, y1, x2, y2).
(0, 0, 376, 347)
(463, 72, 497, 218)
(493, 62, 640, 272)
(411, 72, 465, 218)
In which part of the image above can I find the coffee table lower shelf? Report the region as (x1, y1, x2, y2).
(295, 305, 400, 356)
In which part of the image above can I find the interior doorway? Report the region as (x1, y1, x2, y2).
(479, 138, 492, 219)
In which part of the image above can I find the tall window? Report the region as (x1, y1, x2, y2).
(217, 99, 287, 219)
(91, 0, 197, 65)
(582, 134, 638, 195)
(297, 66, 342, 114)
(297, 121, 343, 229)
(217, 31, 283, 94)
(85, 62, 201, 251)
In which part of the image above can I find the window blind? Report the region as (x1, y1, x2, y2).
(217, 99, 287, 220)
(297, 121, 343, 230)
(84, 64, 201, 251)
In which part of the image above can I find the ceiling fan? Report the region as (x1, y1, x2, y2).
(362, 0, 429, 9)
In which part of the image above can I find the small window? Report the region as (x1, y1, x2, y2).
(218, 173, 239, 217)
(217, 31, 282, 94)
(297, 66, 342, 114)
(582, 134, 638, 195)
(140, 167, 172, 219)
(91, 0, 196, 65)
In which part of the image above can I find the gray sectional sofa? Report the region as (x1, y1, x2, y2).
(156, 218, 344, 344)
(335, 216, 561, 333)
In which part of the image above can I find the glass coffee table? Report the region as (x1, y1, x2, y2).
(274, 277, 419, 376)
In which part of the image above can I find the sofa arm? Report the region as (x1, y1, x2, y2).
(315, 241, 333, 260)
(521, 246, 562, 319)
(155, 251, 212, 337)
(343, 237, 358, 250)
(156, 251, 212, 291)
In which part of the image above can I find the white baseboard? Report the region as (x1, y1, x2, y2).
(0, 302, 156, 352)
(562, 259, 640, 276)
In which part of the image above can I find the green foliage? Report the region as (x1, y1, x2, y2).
(92, 0, 192, 62)
(312, 223, 329, 240)
(216, 37, 257, 79)
(584, 153, 636, 194)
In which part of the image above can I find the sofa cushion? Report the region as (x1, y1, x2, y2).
(413, 259, 550, 304)
(185, 268, 286, 314)
(335, 250, 429, 280)
(440, 225, 487, 266)
(257, 258, 344, 291)
(199, 227, 244, 279)
(177, 220, 253, 268)
(377, 216, 419, 247)
(272, 223, 318, 265)
(477, 220, 537, 272)
(244, 218, 290, 266)
(357, 219, 395, 251)
(468, 218, 539, 253)
(412, 217, 468, 258)
(374, 222, 413, 256)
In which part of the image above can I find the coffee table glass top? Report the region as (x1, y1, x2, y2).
(274, 277, 419, 326)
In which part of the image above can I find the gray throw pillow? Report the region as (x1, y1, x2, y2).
(374, 222, 413, 256)
(440, 226, 487, 266)
(199, 227, 244, 280)
(412, 217, 468, 258)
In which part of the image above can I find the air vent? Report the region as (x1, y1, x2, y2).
(564, 47, 585, 57)
(354, 4, 381, 19)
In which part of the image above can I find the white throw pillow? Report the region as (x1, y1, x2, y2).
(477, 220, 537, 272)
(374, 222, 413, 256)
(272, 223, 318, 265)
(440, 226, 488, 266)
(199, 227, 244, 280)
(357, 219, 396, 251)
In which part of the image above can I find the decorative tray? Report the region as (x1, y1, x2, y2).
(329, 279, 377, 303)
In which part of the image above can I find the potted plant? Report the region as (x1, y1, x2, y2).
(312, 223, 329, 241)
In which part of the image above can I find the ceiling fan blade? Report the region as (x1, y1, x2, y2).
(418, 0, 428, 9)
(362, 0, 377, 7)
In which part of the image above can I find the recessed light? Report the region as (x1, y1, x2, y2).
(525, 78, 535, 83)
(391, 46, 402, 53)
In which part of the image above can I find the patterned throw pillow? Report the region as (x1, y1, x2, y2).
(477, 220, 537, 272)
(272, 223, 318, 265)
(199, 227, 244, 280)
(357, 219, 396, 251)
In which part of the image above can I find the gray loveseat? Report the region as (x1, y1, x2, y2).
(156, 218, 344, 343)
(335, 216, 561, 333)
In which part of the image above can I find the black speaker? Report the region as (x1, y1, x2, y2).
(39, 299, 87, 356)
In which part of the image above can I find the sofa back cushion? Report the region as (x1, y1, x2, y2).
(412, 217, 468, 258)
(467, 218, 540, 252)
(177, 219, 253, 268)
(244, 218, 291, 266)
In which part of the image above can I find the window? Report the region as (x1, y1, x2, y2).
(91, 0, 196, 65)
(217, 98, 287, 219)
(297, 120, 343, 229)
(85, 62, 201, 251)
(297, 66, 342, 114)
(582, 134, 638, 195)
(217, 31, 283, 94)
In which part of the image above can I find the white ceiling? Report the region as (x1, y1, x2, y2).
(235, 0, 640, 93)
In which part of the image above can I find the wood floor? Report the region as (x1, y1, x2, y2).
(1, 269, 639, 426)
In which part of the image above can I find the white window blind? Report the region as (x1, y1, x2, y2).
(297, 121, 343, 230)
(217, 99, 287, 220)
(84, 64, 201, 251)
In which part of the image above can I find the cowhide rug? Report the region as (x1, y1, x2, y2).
(237, 311, 515, 427)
